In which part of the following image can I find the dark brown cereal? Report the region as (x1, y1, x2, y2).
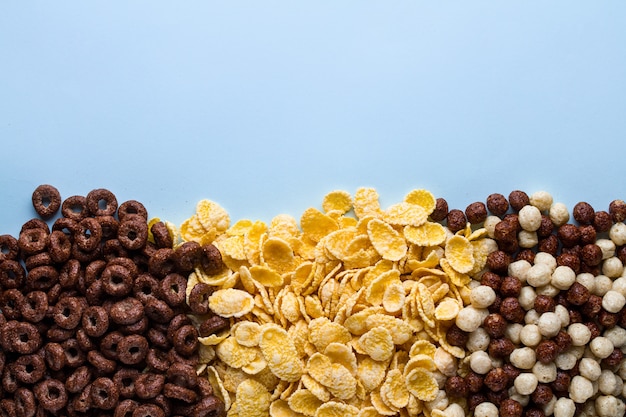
(594, 210, 613, 233)
(465, 202, 487, 224)
(76, 328, 97, 352)
(553, 330, 572, 353)
(173, 241, 203, 273)
(1, 289, 24, 320)
(515, 249, 535, 264)
(101, 264, 134, 297)
(578, 224, 597, 246)
(609, 199, 626, 223)
(76, 217, 103, 252)
(533, 294, 556, 314)
(530, 384, 553, 406)
(0, 399, 17, 417)
(188, 283, 214, 315)
(144, 298, 174, 324)
(566, 281, 590, 306)
(52, 217, 79, 236)
(114, 398, 139, 417)
(117, 335, 149, 366)
(118, 315, 149, 336)
(581, 244, 602, 266)
(488, 294, 503, 314)
(109, 297, 144, 326)
(446, 209, 466, 233)
(90, 377, 119, 410)
(486, 193, 509, 216)
(617, 245, 626, 265)
(58, 258, 82, 289)
(535, 340, 558, 364)
(150, 221, 173, 249)
(499, 297, 525, 323)
(19, 291, 48, 323)
(508, 190, 529, 211)
(86, 189, 118, 217)
(585, 321, 601, 339)
(159, 273, 187, 308)
(133, 404, 165, 417)
(598, 309, 619, 329)
(198, 315, 230, 338)
(444, 375, 467, 398)
(572, 202, 595, 225)
(500, 399, 524, 417)
(146, 348, 170, 373)
(488, 338, 515, 358)
(87, 350, 117, 374)
(14, 387, 36, 417)
(480, 271, 502, 291)
(117, 219, 148, 251)
(502, 363, 521, 385)
(524, 407, 546, 417)
(486, 250, 512, 275)
(200, 244, 225, 276)
(483, 313, 507, 338)
(163, 383, 197, 404)
(11, 322, 42, 354)
(53, 296, 84, 330)
(133, 274, 159, 304)
(44, 342, 66, 371)
(62, 338, 86, 368)
(114, 368, 140, 399)
(13, 354, 46, 384)
(18, 228, 49, 256)
(61, 195, 88, 221)
(102, 239, 129, 261)
(538, 234, 559, 256)
(557, 224, 580, 248)
(0, 234, 19, 262)
(172, 324, 199, 357)
(117, 200, 148, 222)
(494, 219, 517, 245)
(500, 276, 522, 297)
(48, 230, 72, 264)
(134, 373, 165, 400)
(484, 367, 508, 392)
(556, 252, 580, 274)
(0, 260, 26, 289)
(602, 348, 624, 368)
(148, 248, 176, 278)
(465, 371, 484, 393)
(32, 184, 62, 219)
(551, 370, 571, 393)
(26, 265, 59, 291)
(81, 305, 110, 338)
(430, 197, 448, 222)
(468, 393, 488, 412)
(536, 215, 554, 238)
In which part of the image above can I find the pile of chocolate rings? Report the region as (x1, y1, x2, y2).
(0, 185, 227, 417)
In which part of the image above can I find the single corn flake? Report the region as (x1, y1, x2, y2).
(409, 340, 437, 358)
(403, 222, 447, 247)
(444, 235, 474, 274)
(356, 356, 388, 392)
(249, 265, 285, 288)
(367, 219, 407, 261)
(269, 399, 305, 417)
(324, 342, 358, 376)
(206, 366, 232, 412)
(365, 313, 412, 346)
(434, 297, 461, 321)
(404, 368, 439, 401)
(300, 208, 339, 242)
(404, 189, 436, 215)
(301, 374, 331, 403)
(382, 202, 428, 227)
(196, 199, 230, 233)
(288, 389, 323, 416)
(263, 237, 296, 274)
(382, 280, 406, 314)
(322, 190, 353, 214)
(233, 321, 262, 347)
(380, 369, 410, 409)
(353, 188, 382, 220)
(357, 327, 394, 362)
(315, 401, 359, 417)
(216, 337, 259, 369)
(235, 378, 271, 417)
(259, 324, 304, 382)
(209, 288, 255, 318)
(309, 318, 352, 352)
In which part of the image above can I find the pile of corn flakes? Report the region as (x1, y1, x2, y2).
(177, 188, 498, 417)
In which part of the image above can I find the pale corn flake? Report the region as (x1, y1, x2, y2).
(263, 237, 297, 274)
(382, 202, 428, 227)
(444, 235, 474, 274)
(403, 189, 436, 215)
(353, 187, 383, 220)
(196, 199, 230, 233)
(300, 208, 339, 243)
(235, 378, 271, 417)
(322, 190, 353, 214)
(403, 222, 447, 247)
(288, 389, 323, 416)
(259, 324, 304, 382)
(367, 219, 407, 261)
(209, 288, 255, 318)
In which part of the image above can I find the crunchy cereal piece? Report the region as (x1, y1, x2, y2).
(404, 189, 437, 214)
(308, 317, 352, 352)
(405, 368, 438, 401)
(233, 321, 262, 347)
(207, 365, 232, 412)
(300, 208, 339, 242)
(324, 342, 358, 376)
(216, 337, 260, 369)
(235, 378, 271, 417)
(262, 237, 297, 274)
(434, 297, 461, 321)
(370, 388, 400, 415)
(357, 327, 394, 362)
(381, 369, 410, 409)
(196, 199, 230, 232)
(353, 188, 383, 219)
(316, 402, 359, 417)
(382, 280, 406, 314)
(365, 313, 412, 345)
(301, 374, 331, 403)
(356, 356, 388, 392)
(209, 288, 255, 318)
(322, 190, 353, 214)
(367, 219, 408, 261)
(249, 265, 284, 288)
(259, 324, 304, 382)
(383, 202, 428, 227)
(444, 234, 474, 274)
(269, 399, 304, 417)
(288, 389, 323, 416)
(404, 222, 447, 247)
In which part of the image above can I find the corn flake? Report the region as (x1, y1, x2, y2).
(367, 219, 407, 261)
(380, 369, 410, 409)
(403, 222, 447, 247)
(404, 189, 436, 214)
(259, 324, 304, 382)
(288, 389, 323, 416)
(353, 188, 382, 220)
(444, 235, 474, 274)
(322, 190, 353, 214)
(301, 208, 339, 242)
(316, 401, 359, 417)
(357, 327, 394, 362)
(404, 368, 438, 402)
(235, 378, 271, 417)
(382, 202, 428, 227)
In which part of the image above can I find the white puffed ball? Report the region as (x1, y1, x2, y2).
(520, 324, 542, 347)
(603, 326, 626, 348)
(518, 286, 537, 311)
(568, 323, 592, 346)
(466, 327, 491, 352)
(594, 275, 614, 297)
(555, 352, 577, 370)
(470, 351, 493, 374)
(484, 216, 501, 239)
(470, 285, 497, 309)
(533, 361, 557, 383)
(598, 369, 618, 395)
(569, 375, 594, 403)
(611, 277, 626, 297)
(554, 305, 570, 328)
(518, 230, 538, 248)
(536, 284, 560, 297)
(510, 347, 537, 370)
(434, 347, 457, 377)
(538, 312, 562, 338)
(551, 265, 576, 290)
(549, 202, 570, 226)
(595, 395, 626, 417)
(527, 263, 552, 288)
(443, 403, 465, 417)
(602, 290, 626, 314)
(596, 238, 616, 260)
(524, 309, 540, 325)
(530, 191, 553, 212)
(508, 259, 531, 282)
(602, 256, 624, 278)
(505, 323, 523, 345)
(519, 205, 542, 232)
(455, 306, 484, 332)
(553, 397, 576, 417)
(514, 373, 538, 395)
(578, 357, 602, 381)
(473, 402, 498, 417)
(590, 337, 615, 359)
(534, 252, 557, 271)
(576, 272, 596, 292)
(609, 222, 626, 246)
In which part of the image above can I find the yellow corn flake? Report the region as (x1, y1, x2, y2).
(322, 190, 353, 214)
(250, 265, 285, 288)
(434, 297, 461, 321)
(416, 283, 435, 326)
(355, 356, 387, 392)
(270, 399, 305, 417)
(235, 378, 271, 417)
(365, 314, 412, 346)
(444, 235, 474, 274)
(408, 340, 436, 358)
(206, 366, 232, 412)
(316, 402, 359, 417)
(439, 258, 471, 287)
(232, 321, 262, 347)
(324, 342, 358, 376)
(357, 407, 382, 417)
(288, 389, 323, 416)
(300, 208, 339, 243)
(198, 330, 230, 346)
(242, 350, 267, 375)
(308, 318, 352, 352)
(323, 228, 359, 260)
(263, 237, 297, 274)
(365, 269, 401, 306)
(370, 388, 399, 416)
(301, 374, 331, 403)
(218, 235, 248, 261)
(196, 199, 230, 233)
(382, 280, 405, 314)
(259, 324, 304, 382)
(404, 189, 436, 215)
(353, 188, 383, 220)
(216, 337, 259, 369)
(209, 288, 255, 318)
(380, 369, 410, 409)
(404, 354, 437, 377)
(382, 202, 428, 227)
(367, 219, 407, 261)
(226, 219, 254, 236)
(403, 222, 446, 247)
(405, 368, 438, 402)
(357, 327, 394, 362)
(343, 306, 385, 336)
(269, 214, 300, 240)
(280, 291, 302, 324)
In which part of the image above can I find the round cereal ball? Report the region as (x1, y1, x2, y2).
(470, 285, 497, 309)
(514, 373, 538, 396)
(569, 375, 594, 403)
(568, 323, 592, 346)
(595, 395, 626, 417)
(602, 290, 626, 313)
(518, 205, 542, 232)
(537, 312, 562, 338)
(470, 351, 493, 375)
(549, 202, 570, 227)
(553, 397, 576, 417)
(473, 401, 498, 417)
(529, 191, 553, 212)
(590, 337, 615, 360)
(455, 306, 485, 333)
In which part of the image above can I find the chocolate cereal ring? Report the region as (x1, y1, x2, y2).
(82, 305, 110, 337)
(109, 297, 144, 326)
(46, 324, 74, 343)
(150, 221, 173, 249)
(101, 264, 133, 297)
(1, 289, 24, 320)
(159, 273, 187, 307)
(107, 256, 139, 280)
(70, 384, 92, 413)
(20, 218, 50, 233)
(52, 217, 79, 236)
(173, 324, 199, 357)
(0, 399, 16, 417)
(118, 315, 149, 336)
(32, 184, 61, 219)
(117, 334, 149, 366)
(100, 331, 123, 360)
(90, 377, 119, 410)
(132, 404, 165, 417)
(148, 248, 176, 278)
(49, 230, 72, 263)
(188, 282, 214, 315)
(102, 239, 129, 261)
(11, 321, 42, 354)
(24, 251, 52, 271)
(146, 348, 170, 373)
(0, 235, 19, 262)
(61, 195, 88, 221)
(87, 350, 117, 374)
(44, 342, 67, 371)
(58, 259, 82, 289)
(71, 242, 101, 264)
(65, 366, 92, 394)
(166, 314, 192, 341)
(26, 265, 58, 291)
(199, 315, 230, 337)
(117, 200, 147, 221)
(76, 217, 103, 252)
(52, 296, 84, 330)
(200, 243, 225, 275)
(132, 274, 159, 304)
(118, 219, 148, 251)
(113, 368, 140, 399)
(76, 328, 97, 352)
(173, 241, 203, 273)
(85, 259, 107, 286)
(13, 354, 46, 384)
(166, 363, 198, 389)
(34, 379, 68, 413)
(18, 228, 49, 256)
(114, 399, 139, 417)
(14, 387, 36, 417)
(0, 259, 25, 289)
(86, 188, 118, 217)
(144, 298, 174, 324)
(2, 364, 19, 394)
(19, 291, 48, 323)
(134, 373, 165, 400)
(62, 338, 86, 368)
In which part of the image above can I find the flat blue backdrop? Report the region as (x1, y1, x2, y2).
(1, 1, 625, 236)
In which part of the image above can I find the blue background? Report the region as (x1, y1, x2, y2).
(1, 1, 625, 236)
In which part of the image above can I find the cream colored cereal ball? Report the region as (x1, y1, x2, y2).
(604, 326, 626, 348)
(538, 312, 562, 338)
(569, 345, 586, 360)
(595, 395, 626, 417)
(534, 252, 557, 271)
(514, 373, 539, 396)
(555, 305, 571, 328)
(602, 256, 624, 278)
(473, 402, 498, 417)
(551, 265, 576, 290)
(596, 238, 616, 260)
(427, 389, 448, 411)
(509, 259, 531, 282)
(610, 222, 626, 246)
(484, 216, 501, 239)
(470, 351, 493, 375)
(579, 357, 602, 381)
(593, 275, 614, 297)
(520, 324, 542, 347)
(524, 309, 540, 326)
(611, 277, 626, 297)
(542, 395, 557, 417)
(568, 323, 592, 346)
(526, 263, 552, 287)
(555, 352, 578, 370)
(549, 202, 570, 227)
(455, 306, 485, 332)
(613, 376, 624, 397)
(505, 323, 524, 345)
(442, 403, 465, 417)
(598, 369, 619, 396)
(518, 230, 539, 248)
(553, 397, 576, 417)
(466, 327, 491, 352)
(530, 191, 553, 212)
(432, 370, 447, 390)
(518, 286, 537, 311)
(590, 337, 615, 359)
(533, 361, 557, 383)
(519, 205, 542, 232)
(602, 290, 626, 314)
(508, 391, 530, 408)
(434, 347, 457, 377)
(510, 347, 537, 370)
(470, 285, 497, 309)
(536, 283, 560, 297)
(576, 272, 596, 292)
(569, 375, 594, 403)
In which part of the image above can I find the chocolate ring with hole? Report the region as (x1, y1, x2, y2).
(76, 217, 102, 252)
(34, 378, 68, 413)
(89, 377, 119, 410)
(86, 188, 118, 217)
(118, 219, 148, 251)
(0, 234, 19, 262)
(32, 184, 61, 219)
(117, 334, 149, 366)
(61, 195, 87, 221)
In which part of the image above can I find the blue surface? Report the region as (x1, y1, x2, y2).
(1, 1, 626, 236)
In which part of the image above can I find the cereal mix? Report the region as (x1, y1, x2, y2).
(1, 185, 626, 417)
